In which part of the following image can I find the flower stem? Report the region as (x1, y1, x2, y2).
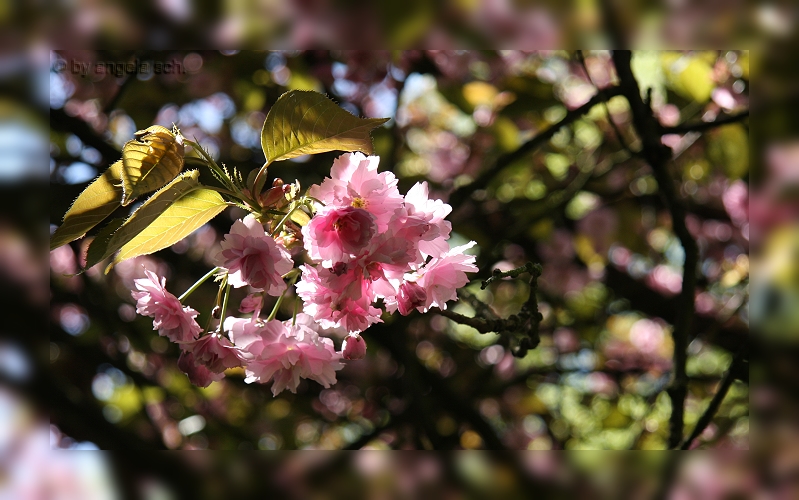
(219, 281, 231, 333)
(179, 267, 221, 302)
(270, 201, 307, 236)
(267, 274, 299, 321)
(204, 272, 228, 334)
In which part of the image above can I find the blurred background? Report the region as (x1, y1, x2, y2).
(0, 0, 795, 497)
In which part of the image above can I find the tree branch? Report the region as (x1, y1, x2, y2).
(50, 107, 121, 165)
(662, 110, 749, 135)
(439, 263, 543, 357)
(679, 348, 744, 449)
(448, 86, 623, 206)
(611, 50, 699, 449)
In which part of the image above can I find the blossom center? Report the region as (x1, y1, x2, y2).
(351, 197, 367, 209)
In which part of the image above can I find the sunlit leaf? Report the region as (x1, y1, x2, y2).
(111, 188, 227, 269)
(121, 125, 184, 206)
(289, 208, 311, 227)
(50, 161, 123, 251)
(260, 90, 389, 164)
(83, 170, 200, 270)
(82, 217, 125, 273)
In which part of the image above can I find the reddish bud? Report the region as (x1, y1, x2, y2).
(341, 334, 367, 360)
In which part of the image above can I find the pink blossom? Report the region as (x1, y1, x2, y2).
(341, 334, 367, 360)
(309, 153, 405, 231)
(181, 333, 243, 373)
(178, 350, 224, 388)
(403, 182, 452, 259)
(396, 281, 427, 315)
(302, 206, 376, 264)
(416, 242, 478, 311)
(226, 316, 283, 357)
(217, 215, 293, 294)
(296, 264, 383, 333)
(131, 269, 201, 343)
(722, 180, 748, 226)
(235, 318, 343, 396)
(238, 293, 263, 315)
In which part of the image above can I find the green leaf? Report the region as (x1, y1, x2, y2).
(121, 125, 184, 206)
(82, 217, 126, 273)
(289, 207, 311, 227)
(110, 188, 227, 270)
(261, 90, 389, 163)
(50, 160, 123, 251)
(83, 170, 200, 270)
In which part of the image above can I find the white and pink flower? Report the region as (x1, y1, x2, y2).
(302, 205, 377, 264)
(217, 215, 293, 294)
(295, 265, 383, 333)
(180, 333, 243, 374)
(416, 242, 478, 311)
(178, 350, 224, 388)
(233, 316, 343, 396)
(131, 269, 202, 343)
(309, 153, 405, 231)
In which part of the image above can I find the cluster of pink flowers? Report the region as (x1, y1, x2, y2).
(131, 153, 477, 394)
(298, 153, 478, 333)
(132, 271, 347, 393)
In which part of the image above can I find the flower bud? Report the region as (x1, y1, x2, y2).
(341, 334, 367, 360)
(397, 281, 427, 315)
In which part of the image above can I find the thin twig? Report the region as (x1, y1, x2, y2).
(611, 50, 699, 449)
(441, 263, 543, 356)
(575, 50, 636, 156)
(662, 111, 749, 135)
(679, 349, 743, 449)
(448, 86, 623, 206)
(481, 262, 542, 289)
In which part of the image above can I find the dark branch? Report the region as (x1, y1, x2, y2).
(611, 50, 699, 449)
(449, 86, 623, 206)
(50, 107, 121, 165)
(440, 263, 543, 357)
(662, 110, 750, 135)
(679, 348, 745, 449)
(481, 262, 542, 289)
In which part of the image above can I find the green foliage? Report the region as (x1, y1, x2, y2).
(260, 90, 389, 164)
(50, 160, 123, 250)
(111, 188, 227, 270)
(121, 125, 185, 206)
(54, 89, 389, 272)
(84, 170, 202, 270)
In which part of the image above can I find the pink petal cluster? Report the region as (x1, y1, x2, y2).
(309, 153, 405, 231)
(299, 153, 478, 332)
(217, 215, 293, 294)
(178, 350, 224, 388)
(180, 333, 243, 374)
(131, 269, 202, 343)
(227, 314, 343, 396)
